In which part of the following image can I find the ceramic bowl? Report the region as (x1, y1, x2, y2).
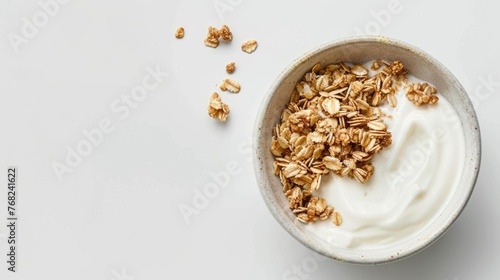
(252, 36, 481, 264)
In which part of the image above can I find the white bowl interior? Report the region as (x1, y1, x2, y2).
(253, 37, 481, 264)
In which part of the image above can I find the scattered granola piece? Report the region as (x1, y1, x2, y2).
(204, 26, 221, 48)
(204, 37, 219, 48)
(226, 62, 236, 74)
(220, 79, 241, 93)
(207, 92, 230, 121)
(175, 27, 184, 39)
(220, 25, 233, 41)
(241, 39, 258, 53)
(208, 26, 220, 39)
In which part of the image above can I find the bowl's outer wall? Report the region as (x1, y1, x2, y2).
(253, 37, 481, 264)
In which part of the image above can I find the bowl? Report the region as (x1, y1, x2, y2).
(252, 36, 481, 264)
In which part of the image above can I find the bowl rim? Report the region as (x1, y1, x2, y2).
(252, 35, 482, 265)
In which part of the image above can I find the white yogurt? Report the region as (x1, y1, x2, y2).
(306, 74, 465, 250)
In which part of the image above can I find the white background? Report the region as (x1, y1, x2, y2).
(0, 0, 499, 279)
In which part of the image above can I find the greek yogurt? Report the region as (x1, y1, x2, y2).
(306, 74, 465, 249)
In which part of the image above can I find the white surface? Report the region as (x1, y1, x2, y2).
(0, 0, 498, 279)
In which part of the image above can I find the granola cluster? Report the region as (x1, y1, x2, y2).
(208, 93, 230, 122)
(405, 82, 439, 106)
(220, 25, 233, 41)
(204, 25, 233, 48)
(272, 60, 415, 225)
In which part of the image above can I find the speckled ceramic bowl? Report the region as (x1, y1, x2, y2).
(253, 36, 481, 264)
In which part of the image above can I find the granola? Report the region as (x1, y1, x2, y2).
(220, 25, 233, 41)
(332, 211, 343, 226)
(271, 60, 437, 226)
(175, 27, 184, 39)
(241, 40, 258, 53)
(207, 92, 230, 121)
(204, 25, 233, 48)
(405, 82, 439, 106)
(226, 62, 236, 74)
(220, 79, 241, 93)
(204, 26, 221, 48)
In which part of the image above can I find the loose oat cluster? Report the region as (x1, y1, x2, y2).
(272, 60, 421, 225)
(241, 39, 258, 53)
(175, 27, 184, 39)
(208, 92, 230, 122)
(226, 62, 236, 74)
(405, 82, 439, 106)
(220, 25, 233, 41)
(204, 25, 233, 48)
